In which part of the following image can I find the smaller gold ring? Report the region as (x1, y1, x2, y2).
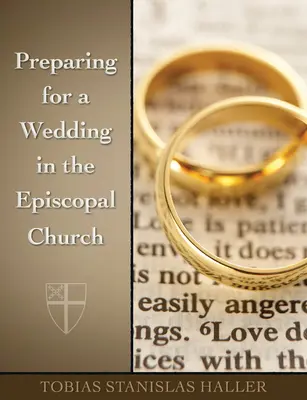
(155, 96, 307, 290)
(135, 43, 307, 195)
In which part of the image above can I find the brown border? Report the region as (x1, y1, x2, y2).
(1, 374, 306, 399)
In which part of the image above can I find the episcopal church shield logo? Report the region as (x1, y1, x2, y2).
(46, 283, 87, 334)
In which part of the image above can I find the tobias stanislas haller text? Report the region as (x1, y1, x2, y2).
(16, 190, 116, 246)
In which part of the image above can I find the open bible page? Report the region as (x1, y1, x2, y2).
(133, 0, 307, 372)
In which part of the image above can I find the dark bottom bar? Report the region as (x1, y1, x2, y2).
(1, 374, 305, 399)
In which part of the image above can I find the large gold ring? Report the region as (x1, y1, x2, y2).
(155, 96, 307, 290)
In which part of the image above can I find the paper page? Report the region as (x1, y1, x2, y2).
(133, 0, 307, 372)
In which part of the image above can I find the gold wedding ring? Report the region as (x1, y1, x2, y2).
(155, 97, 307, 290)
(135, 43, 307, 195)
